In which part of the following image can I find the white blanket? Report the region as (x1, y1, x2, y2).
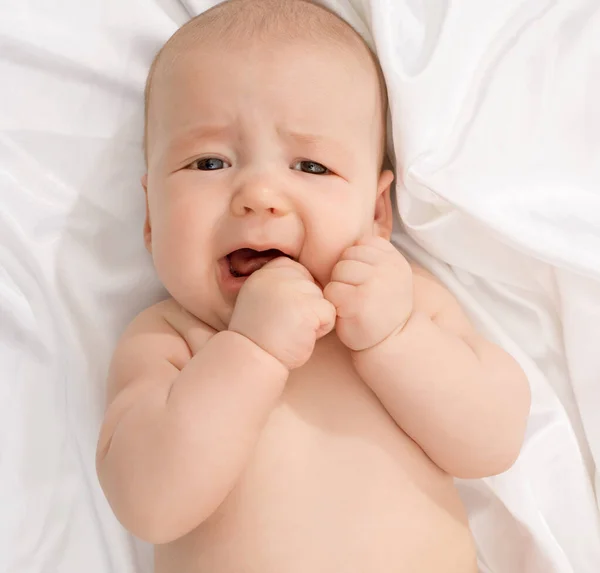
(1, 0, 599, 571)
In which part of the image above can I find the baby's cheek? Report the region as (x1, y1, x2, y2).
(151, 234, 183, 293)
(152, 218, 197, 288)
(314, 255, 341, 288)
(307, 237, 355, 287)
(301, 198, 365, 284)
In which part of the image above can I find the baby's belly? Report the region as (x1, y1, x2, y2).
(155, 335, 477, 573)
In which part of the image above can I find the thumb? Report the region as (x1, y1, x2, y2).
(315, 298, 337, 339)
(263, 257, 315, 282)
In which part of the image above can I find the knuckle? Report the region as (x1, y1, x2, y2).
(342, 246, 358, 260)
(392, 255, 412, 278)
(358, 235, 379, 246)
(373, 236, 390, 248)
(325, 281, 344, 299)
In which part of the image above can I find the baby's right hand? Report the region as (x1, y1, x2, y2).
(228, 258, 336, 370)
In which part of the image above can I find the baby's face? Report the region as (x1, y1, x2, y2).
(143, 38, 393, 330)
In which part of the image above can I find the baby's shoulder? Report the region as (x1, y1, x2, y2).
(132, 298, 216, 361)
(101, 300, 217, 432)
(107, 299, 214, 398)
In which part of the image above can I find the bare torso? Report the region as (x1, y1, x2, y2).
(155, 331, 477, 573)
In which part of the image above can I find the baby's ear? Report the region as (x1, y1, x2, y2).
(141, 174, 152, 253)
(373, 170, 395, 240)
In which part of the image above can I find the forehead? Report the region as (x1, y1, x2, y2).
(150, 39, 382, 143)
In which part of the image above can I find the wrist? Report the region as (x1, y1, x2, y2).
(351, 310, 412, 358)
(351, 310, 425, 370)
(222, 329, 290, 377)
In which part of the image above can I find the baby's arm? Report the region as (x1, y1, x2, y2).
(352, 266, 531, 479)
(96, 300, 288, 544)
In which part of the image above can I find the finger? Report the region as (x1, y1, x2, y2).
(295, 278, 326, 298)
(355, 234, 396, 252)
(340, 245, 385, 265)
(263, 257, 315, 282)
(314, 298, 337, 339)
(323, 281, 357, 319)
(356, 236, 401, 259)
(330, 259, 372, 286)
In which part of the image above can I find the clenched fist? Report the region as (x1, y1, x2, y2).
(324, 236, 413, 352)
(229, 257, 336, 370)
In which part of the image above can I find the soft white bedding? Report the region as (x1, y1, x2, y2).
(1, 1, 599, 572)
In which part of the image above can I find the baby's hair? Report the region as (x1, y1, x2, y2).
(143, 0, 389, 166)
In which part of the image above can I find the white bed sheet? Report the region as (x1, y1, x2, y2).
(1, 0, 599, 572)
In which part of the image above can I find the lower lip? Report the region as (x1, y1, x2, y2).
(218, 257, 249, 294)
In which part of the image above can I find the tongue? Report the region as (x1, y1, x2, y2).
(229, 249, 285, 276)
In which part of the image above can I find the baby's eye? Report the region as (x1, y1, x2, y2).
(292, 160, 331, 175)
(188, 157, 230, 171)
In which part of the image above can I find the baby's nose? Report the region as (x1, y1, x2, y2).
(230, 176, 291, 217)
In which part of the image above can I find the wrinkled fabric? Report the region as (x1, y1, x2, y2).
(1, 1, 599, 572)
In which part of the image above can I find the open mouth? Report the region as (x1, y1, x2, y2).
(226, 248, 293, 278)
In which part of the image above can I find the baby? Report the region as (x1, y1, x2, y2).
(96, 1, 531, 571)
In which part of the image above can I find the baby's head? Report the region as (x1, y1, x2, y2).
(142, 0, 394, 330)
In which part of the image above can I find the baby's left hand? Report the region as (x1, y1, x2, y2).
(324, 236, 413, 352)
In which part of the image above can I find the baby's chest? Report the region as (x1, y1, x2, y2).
(278, 334, 385, 429)
(253, 334, 412, 462)
(168, 335, 467, 573)
(203, 334, 453, 548)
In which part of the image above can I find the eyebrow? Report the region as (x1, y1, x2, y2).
(281, 129, 345, 149)
(280, 129, 356, 166)
(163, 124, 354, 165)
(168, 124, 235, 148)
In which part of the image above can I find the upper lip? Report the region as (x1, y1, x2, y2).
(220, 241, 298, 261)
